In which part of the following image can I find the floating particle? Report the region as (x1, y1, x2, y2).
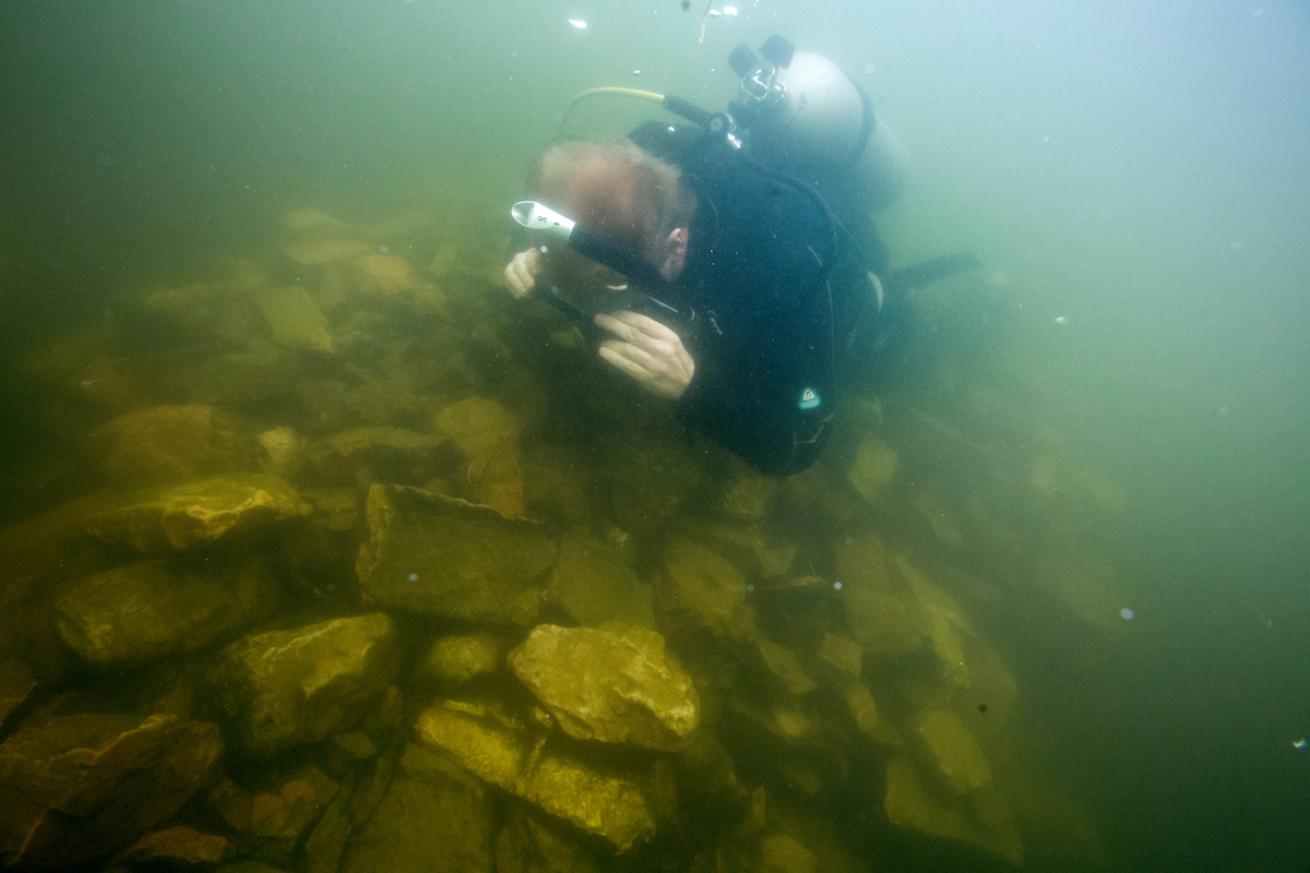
(1053, 315, 1069, 326)
(681, 0, 690, 9)
(863, 62, 876, 75)
(538, 245, 549, 254)
(632, 69, 642, 76)
(1293, 737, 1307, 750)
(407, 572, 419, 583)
(832, 580, 843, 591)
(377, 244, 390, 254)
(745, 583, 755, 594)
(1119, 607, 1135, 621)
(722, 4, 739, 16)
(977, 703, 989, 714)
(567, 17, 588, 30)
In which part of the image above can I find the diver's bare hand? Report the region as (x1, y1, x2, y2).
(504, 247, 543, 299)
(594, 310, 695, 400)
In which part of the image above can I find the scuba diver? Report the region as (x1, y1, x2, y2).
(505, 37, 953, 476)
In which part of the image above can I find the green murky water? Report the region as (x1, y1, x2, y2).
(2, 2, 1308, 871)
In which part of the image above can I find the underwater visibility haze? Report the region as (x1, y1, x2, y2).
(1, 1, 1308, 870)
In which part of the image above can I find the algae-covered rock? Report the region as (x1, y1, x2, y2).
(883, 757, 1022, 864)
(847, 434, 898, 503)
(758, 833, 817, 873)
(545, 532, 654, 628)
(207, 613, 400, 757)
(0, 711, 222, 872)
(279, 209, 371, 266)
(258, 286, 334, 353)
(654, 537, 755, 642)
(755, 639, 818, 697)
(246, 765, 340, 864)
(323, 426, 447, 472)
(115, 825, 234, 867)
(414, 700, 656, 851)
(87, 404, 256, 484)
(495, 805, 603, 873)
(912, 708, 992, 795)
(357, 485, 555, 626)
(342, 744, 493, 873)
(602, 429, 707, 540)
(509, 624, 699, 751)
(53, 557, 280, 666)
(81, 474, 311, 554)
(417, 632, 505, 687)
(0, 659, 37, 725)
(435, 396, 525, 517)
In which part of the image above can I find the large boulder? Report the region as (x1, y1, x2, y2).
(494, 805, 603, 873)
(206, 613, 401, 757)
(356, 485, 555, 627)
(912, 708, 992, 795)
(415, 700, 656, 852)
(847, 434, 899, 504)
(257, 286, 334, 353)
(417, 632, 505, 688)
(341, 744, 494, 873)
(0, 711, 222, 872)
(508, 624, 699, 752)
(80, 474, 311, 554)
(53, 558, 281, 666)
(654, 537, 756, 642)
(544, 532, 654, 628)
(434, 396, 525, 518)
(883, 758, 1022, 865)
(86, 404, 257, 484)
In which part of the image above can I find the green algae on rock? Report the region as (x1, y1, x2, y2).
(115, 825, 235, 868)
(883, 757, 1022, 864)
(80, 473, 312, 554)
(0, 711, 222, 872)
(544, 532, 654, 629)
(508, 624, 699, 752)
(206, 613, 401, 757)
(414, 700, 657, 852)
(87, 403, 257, 484)
(357, 485, 555, 626)
(417, 632, 506, 688)
(53, 558, 281, 667)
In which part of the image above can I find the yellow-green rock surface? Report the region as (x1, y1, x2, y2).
(86, 404, 256, 484)
(544, 532, 654, 628)
(80, 474, 311, 553)
(207, 613, 401, 757)
(356, 485, 555, 626)
(883, 757, 1022, 864)
(53, 558, 281, 666)
(0, 711, 222, 872)
(414, 700, 656, 852)
(508, 624, 699, 751)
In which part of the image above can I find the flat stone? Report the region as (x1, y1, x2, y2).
(0, 711, 222, 871)
(87, 404, 256, 484)
(847, 435, 898, 503)
(913, 708, 992, 795)
(417, 633, 505, 687)
(414, 701, 655, 852)
(654, 537, 755, 642)
(435, 396, 525, 518)
(115, 825, 234, 867)
(258, 286, 334, 353)
(53, 558, 280, 666)
(356, 485, 555, 626)
(755, 639, 817, 697)
(342, 744, 493, 873)
(207, 613, 401, 757)
(0, 659, 37, 726)
(80, 474, 311, 554)
(545, 532, 654, 628)
(883, 758, 1022, 864)
(509, 624, 699, 751)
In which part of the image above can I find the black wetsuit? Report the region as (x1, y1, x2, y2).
(629, 121, 884, 476)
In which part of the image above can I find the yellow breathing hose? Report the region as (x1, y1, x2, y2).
(560, 86, 668, 130)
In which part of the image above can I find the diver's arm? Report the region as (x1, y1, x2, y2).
(593, 311, 694, 400)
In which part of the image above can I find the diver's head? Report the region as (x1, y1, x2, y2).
(526, 140, 694, 297)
